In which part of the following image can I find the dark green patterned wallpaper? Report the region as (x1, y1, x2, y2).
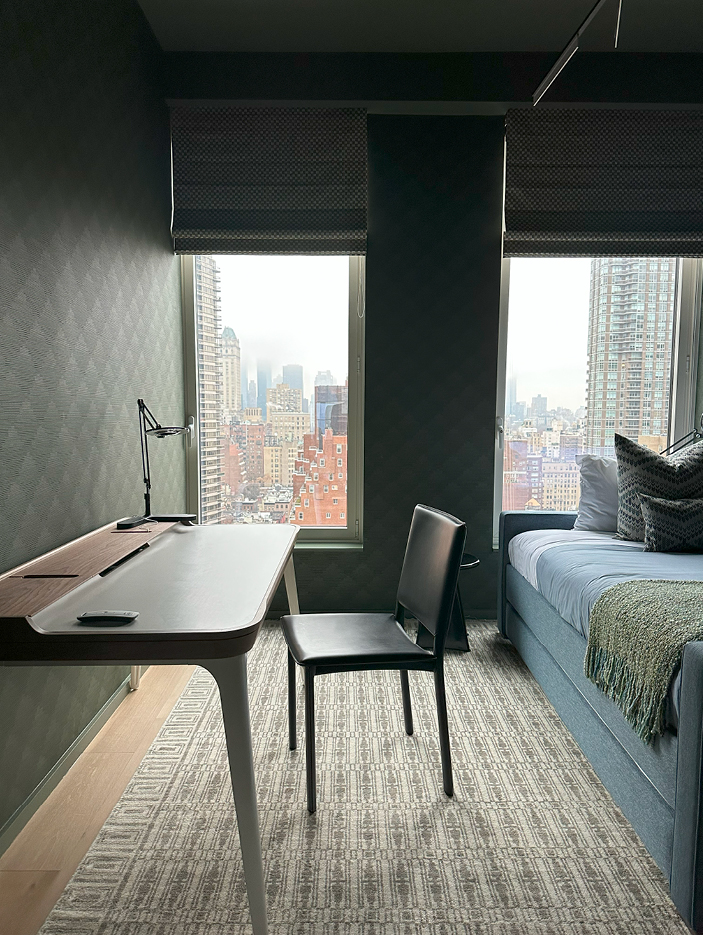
(289, 115, 505, 616)
(0, 0, 183, 834)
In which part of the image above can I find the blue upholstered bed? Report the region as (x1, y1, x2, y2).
(498, 510, 703, 931)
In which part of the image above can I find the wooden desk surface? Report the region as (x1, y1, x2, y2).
(0, 524, 298, 665)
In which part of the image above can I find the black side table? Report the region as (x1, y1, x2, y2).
(417, 552, 479, 652)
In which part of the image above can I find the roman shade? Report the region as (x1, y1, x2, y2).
(504, 109, 703, 257)
(170, 107, 367, 255)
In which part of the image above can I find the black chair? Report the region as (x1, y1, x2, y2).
(282, 504, 467, 813)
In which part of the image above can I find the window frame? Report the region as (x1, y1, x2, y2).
(492, 256, 703, 548)
(181, 254, 365, 547)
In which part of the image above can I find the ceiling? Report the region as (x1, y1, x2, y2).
(137, 0, 703, 53)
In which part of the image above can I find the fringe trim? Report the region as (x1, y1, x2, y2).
(584, 645, 667, 745)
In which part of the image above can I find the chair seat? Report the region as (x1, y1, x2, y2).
(282, 612, 434, 667)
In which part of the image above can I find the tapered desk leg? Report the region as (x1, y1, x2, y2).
(284, 556, 300, 615)
(203, 655, 268, 935)
(130, 665, 141, 690)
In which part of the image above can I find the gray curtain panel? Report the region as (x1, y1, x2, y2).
(503, 109, 703, 257)
(170, 107, 367, 255)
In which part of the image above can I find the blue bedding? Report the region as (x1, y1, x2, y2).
(508, 529, 703, 725)
(508, 529, 703, 639)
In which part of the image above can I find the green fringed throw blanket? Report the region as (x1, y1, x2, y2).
(585, 579, 703, 744)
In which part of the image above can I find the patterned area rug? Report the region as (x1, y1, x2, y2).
(40, 621, 687, 934)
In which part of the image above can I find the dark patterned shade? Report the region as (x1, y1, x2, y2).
(504, 109, 703, 257)
(170, 107, 367, 255)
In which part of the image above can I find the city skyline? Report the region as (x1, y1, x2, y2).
(195, 255, 350, 528)
(217, 255, 349, 403)
(503, 256, 678, 513)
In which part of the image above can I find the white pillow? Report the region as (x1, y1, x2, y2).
(574, 454, 618, 531)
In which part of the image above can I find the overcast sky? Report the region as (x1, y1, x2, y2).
(216, 255, 592, 412)
(507, 258, 592, 412)
(217, 255, 349, 401)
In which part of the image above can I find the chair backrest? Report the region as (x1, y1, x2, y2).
(396, 504, 467, 656)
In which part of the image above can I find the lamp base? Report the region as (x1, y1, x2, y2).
(116, 516, 150, 529)
(148, 513, 197, 524)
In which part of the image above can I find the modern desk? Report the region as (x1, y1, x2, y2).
(0, 520, 300, 935)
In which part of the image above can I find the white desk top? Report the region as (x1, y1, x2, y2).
(31, 524, 297, 638)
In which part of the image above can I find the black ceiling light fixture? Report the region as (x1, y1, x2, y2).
(533, 0, 624, 105)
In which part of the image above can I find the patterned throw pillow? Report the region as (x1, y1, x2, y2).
(638, 494, 703, 552)
(615, 434, 703, 541)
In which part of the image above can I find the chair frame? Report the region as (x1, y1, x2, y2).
(287, 601, 455, 814)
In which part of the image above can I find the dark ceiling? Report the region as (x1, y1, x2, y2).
(137, 0, 703, 53)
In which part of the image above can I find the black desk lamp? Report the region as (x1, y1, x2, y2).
(117, 399, 196, 529)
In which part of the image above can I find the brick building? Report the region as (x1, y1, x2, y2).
(290, 429, 347, 526)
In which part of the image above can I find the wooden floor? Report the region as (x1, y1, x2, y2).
(0, 665, 196, 935)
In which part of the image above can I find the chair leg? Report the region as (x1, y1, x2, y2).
(304, 666, 317, 814)
(434, 663, 454, 797)
(400, 670, 413, 735)
(288, 649, 296, 751)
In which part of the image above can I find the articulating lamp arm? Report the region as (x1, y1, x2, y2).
(137, 399, 153, 517)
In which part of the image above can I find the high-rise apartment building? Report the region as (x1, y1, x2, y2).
(263, 437, 298, 486)
(266, 383, 303, 413)
(195, 255, 224, 524)
(221, 326, 241, 421)
(585, 258, 676, 455)
(541, 461, 580, 511)
(270, 410, 310, 443)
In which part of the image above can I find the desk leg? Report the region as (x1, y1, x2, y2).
(202, 655, 268, 935)
(130, 665, 141, 690)
(284, 556, 300, 615)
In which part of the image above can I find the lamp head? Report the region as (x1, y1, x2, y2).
(145, 426, 188, 439)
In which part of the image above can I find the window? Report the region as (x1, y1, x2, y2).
(496, 257, 702, 538)
(182, 255, 365, 544)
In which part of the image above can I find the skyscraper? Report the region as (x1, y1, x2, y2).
(585, 258, 676, 455)
(221, 326, 241, 421)
(282, 364, 303, 394)
(506, 374, 517, 416)
(257, 361, 272, 419)
(194, 256, 224, 524)
(314, 370, 335, 387)
(530, 394, 547, 427)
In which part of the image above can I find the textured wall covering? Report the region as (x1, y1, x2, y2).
(290, 116, 504, 616)
(0, 0, 183, 834)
